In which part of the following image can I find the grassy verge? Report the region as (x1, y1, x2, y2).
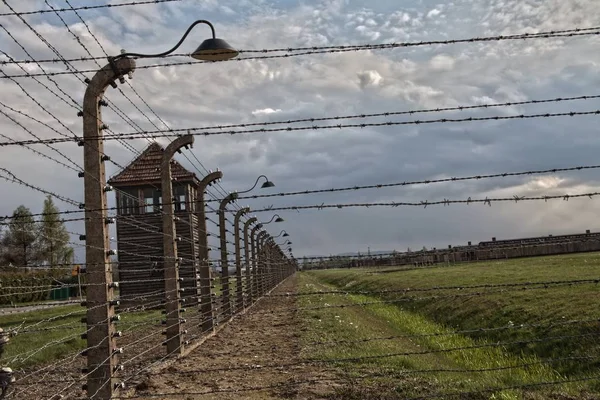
(0, 304, 162, 369)
(298, 253, 600, 399)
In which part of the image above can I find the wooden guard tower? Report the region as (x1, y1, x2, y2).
(108, 143, 201, 306)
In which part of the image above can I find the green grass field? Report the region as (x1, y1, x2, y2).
(0, 304, 163, 369)
(299, 252, 600, 399)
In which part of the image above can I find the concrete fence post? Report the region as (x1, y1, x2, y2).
(250, 224, 262, 302)
(82, 56, 135, 399)
(257, 232, 268, 295)
(196, 171, 223, 334)
(243, 217, 258, 307)
(218, 193, 238, 321)
(161, 135, 194, 357)
(233, 207, 250, 314)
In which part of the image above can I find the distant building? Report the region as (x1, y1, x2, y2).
(107, 143, 201, 306)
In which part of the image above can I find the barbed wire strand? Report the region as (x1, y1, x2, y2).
(138, 332, 599, 376)
(226, 190, 600, 213)
(116, 93, 600, 140)
(2, 27, 599, 68)
(3, 159, 600, 221)
(0, 0, 182, 17)
(4, 108, 599, 146)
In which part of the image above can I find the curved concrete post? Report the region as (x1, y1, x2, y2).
(250, 225, 262, 301)
(257, 231, 268, 296)
(219, 192, 238, 320)
(196, 171, 222, 333)
(269, 240, 281, 286)
(266, 238, 277, 290)
(82, 56, 135, 400)
(243, 217, 258, 306)
(233, 207, 250, 313)
(161, 134, 194, 357)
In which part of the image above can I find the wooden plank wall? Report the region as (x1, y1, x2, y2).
(116, 212, 199, 307)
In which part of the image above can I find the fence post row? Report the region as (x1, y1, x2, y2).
(161, 135, 194, 357)
(233, 208, 250, 314)
(260, 234, 268, 294)
(82, 57, 136, 399)
(266, 238, 276, 290)
(219, 193, 239, 322)
(257, 231, 268, 296)
(270, 240, 283, 285)
(272, 240, 286, 287)
(250, 225, 262, 301)
(0, 327, 14, 399)
(243, 217, 258, 308)
(79, 73, 294, 395)
(196, 171, 223, 334)
(262, 234, 273, 293)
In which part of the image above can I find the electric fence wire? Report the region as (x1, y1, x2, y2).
(1, 2, 224, 246)
(2, 26, 599, 70)
(4, 160, 600, 221)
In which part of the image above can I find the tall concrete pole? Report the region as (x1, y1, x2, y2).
(257, 231, 268, 295)
(268, 240, 277, 288)
(196, 171, 222, 334)
(268, 239, 280, 286)
(233, 207, 249, 313)
(263, 236, 273, 292)
(250, 225, 262, 301)
(161, 135, 194, 357)
(267, 239, 279, 286)
(242, 217, 257, 307)
(82, 56, 135, 399)
(218, 193, 238, 321)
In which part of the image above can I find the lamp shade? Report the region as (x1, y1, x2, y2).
(275, 217, 284, 222)
(260, 180, 275, 188)
(192, 38, 238, 61)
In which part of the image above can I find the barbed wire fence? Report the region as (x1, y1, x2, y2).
(0, 1, 295, 398)
(0, 2, 599, 399)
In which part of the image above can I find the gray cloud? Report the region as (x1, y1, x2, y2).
(0, 0, 599, 260)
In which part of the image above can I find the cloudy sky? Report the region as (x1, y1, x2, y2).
(1, 0, 600, 261)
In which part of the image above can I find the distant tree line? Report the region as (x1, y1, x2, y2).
(0, 195, 74, 269)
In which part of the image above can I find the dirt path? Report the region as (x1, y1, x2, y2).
(127, 275, 338, 400)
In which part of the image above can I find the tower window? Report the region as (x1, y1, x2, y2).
(174, 185, 187, 212)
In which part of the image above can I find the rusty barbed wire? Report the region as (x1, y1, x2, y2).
(2, 109, 598, 147)
(0, 183, 600, 224)
(31, 2, 236, 210)
(0, 168, 80, 206)
(124, 93, 600, 144)
(2, 1, 147, 156)
(0, 68, 79, 141)
(0, 165, 205, 252)
(0, 107, 79, 173)
(219, 164, 600, 202)
(107, 109, 600, 141)
(139, 332, 600, 375)
(3, 161, 600, 221)
(233, 191, 600, 213)
(2, 27, 599, 68)
(0, 28, 144, 157)
(0, 0, 182, 16)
